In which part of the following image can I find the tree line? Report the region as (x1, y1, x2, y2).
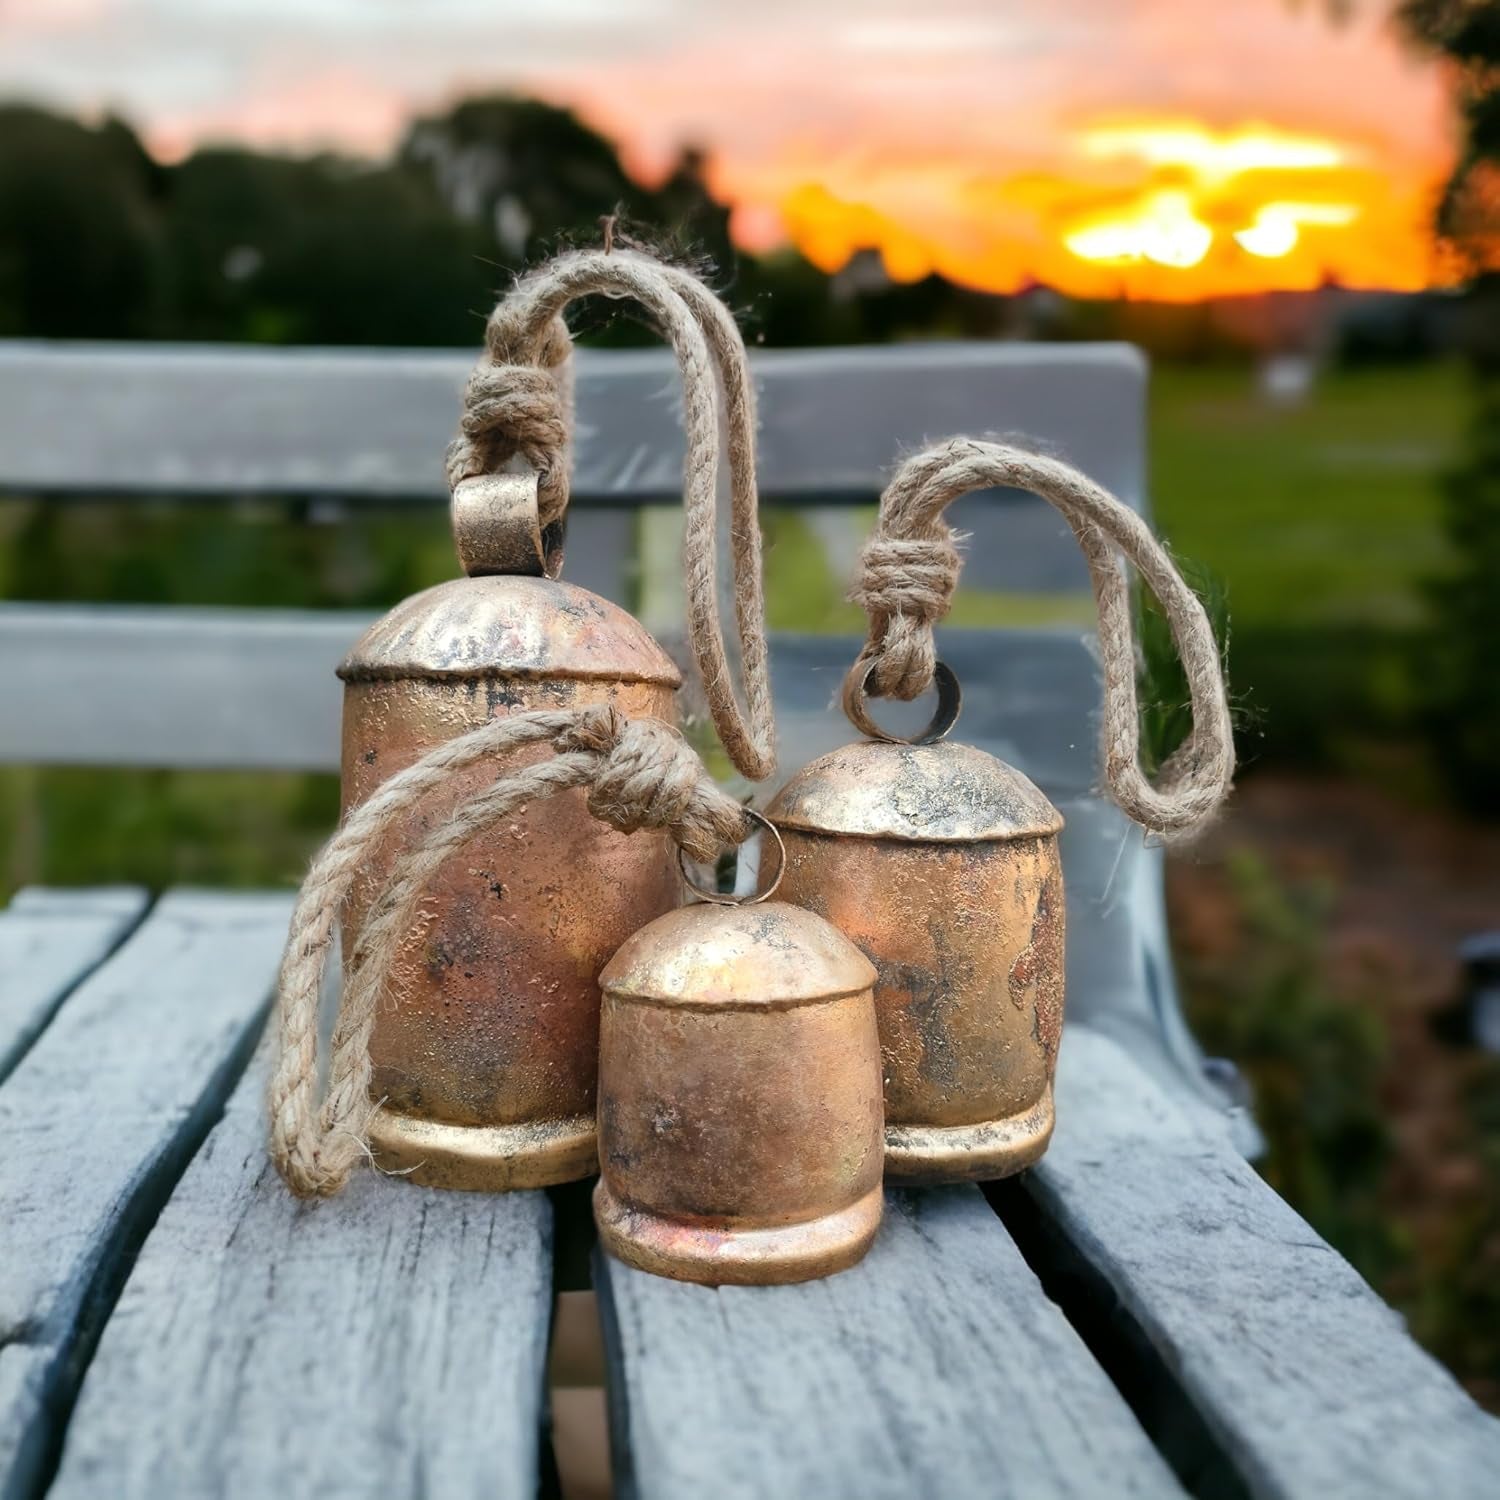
(0, 95, 1023, 349)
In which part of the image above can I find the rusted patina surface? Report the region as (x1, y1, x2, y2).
(594, 901, 884, 1284)
(766, 739, 1065, 1185)
(339, 573, 682, 1191)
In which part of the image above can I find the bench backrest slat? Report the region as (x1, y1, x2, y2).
(0, 339, 1146, 769)
(0, 340, 1144, 505)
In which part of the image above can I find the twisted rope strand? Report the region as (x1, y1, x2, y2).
(268, 705, 750, 1198)
(846, 437, 1234, 839)
(445, 247, 775, 782)
(267, 711, 575, 1197)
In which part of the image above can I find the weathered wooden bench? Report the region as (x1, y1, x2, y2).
(1, 340, 1496, 1499)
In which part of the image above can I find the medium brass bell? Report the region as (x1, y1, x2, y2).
(339, 473, 683, 1191)
(762, 433, 1238, 1188)
(765, 687, 1065, 1186)
(594, 845, 885, 1284)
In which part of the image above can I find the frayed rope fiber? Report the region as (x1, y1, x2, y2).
(845, 437, 1234, 840)
(446, 246, 775, 784)
(268, 706, 750, 1198)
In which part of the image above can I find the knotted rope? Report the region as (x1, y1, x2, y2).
(846, 437, 1234, 839)
(445, 246, 776, 783)
(268, 706, 750, 1198)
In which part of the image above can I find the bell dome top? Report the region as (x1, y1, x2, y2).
(600, 901, 876, 1011)
(767, 739, 1063, 844)
(338, 575, 681, 686)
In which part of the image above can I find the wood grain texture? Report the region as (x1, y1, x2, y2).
(0, 341, 1144, 506)
(0, 890, 291, 1500)
(1010, 1027, 1500, 1500)
(0, 888, 147, 1083)
(49, 1059, 554, 1500)
(596, 1185, 1184, 1500)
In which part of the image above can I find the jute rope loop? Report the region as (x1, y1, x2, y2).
(267, 705, 751, 1199)
(445, 247, 776, 784)
(845, 437, 1235, 840)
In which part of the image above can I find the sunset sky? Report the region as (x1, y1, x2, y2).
(0, 0, 1456, 300)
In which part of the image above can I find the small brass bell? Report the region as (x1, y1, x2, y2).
(595, 832, 885, 1284)
(765, 684, 1065, 1185)
(339, 473, 682, 1191)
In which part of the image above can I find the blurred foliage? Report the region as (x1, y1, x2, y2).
(1411, 1056, 1500, 1402)
(1183, 852, 1400, 1274)
(1182, 847, 1500, 1402)
(0, 107, 160, 339)
(1398, 1, 1500, 815)
(1419, 372, 1500, 812)
(1135, 556, 1232, 776)
(0, 766, 338, 894)
(0, 95, 1015, 351)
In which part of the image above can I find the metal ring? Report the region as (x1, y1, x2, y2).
(452, 471, 566, 579)
(677, 808, 786, 906)
(843, 659, 962, 746)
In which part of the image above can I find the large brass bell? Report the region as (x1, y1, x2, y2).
(594, 827, 885, 1284)
(765, 675, 1064, 1185)
(331, 246, 779, 1195)
(339, 473, 682, 1190)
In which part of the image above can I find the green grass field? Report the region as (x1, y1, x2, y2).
(1149, 361, 1464, 630)
(757, 359, 1465, 636)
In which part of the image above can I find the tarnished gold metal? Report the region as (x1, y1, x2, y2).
(594, 901, 884, 1284)
(765, 737, 1066, 1185)
(451, 471, 565, 579)
(338, 572, 682, 1191)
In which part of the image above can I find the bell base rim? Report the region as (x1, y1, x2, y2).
(883, 1084, 1055, 1185)
(368, 1106, 597, 1191)
(593, 1179, 883, 1286)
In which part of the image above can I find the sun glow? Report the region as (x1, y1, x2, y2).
(1233, 201, 1362, 259)
(1057, 123, 1371, 286)
(736, 116, 1441, 302)
(1064, 189, 1215, 270)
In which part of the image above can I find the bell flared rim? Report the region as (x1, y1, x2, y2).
(767, 738, 1063, 844)
(594, 1177, 883, 1285)
(338, 574, 682, 686)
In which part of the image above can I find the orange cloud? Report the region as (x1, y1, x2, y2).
(0, 0, 1457, 300)
(537, 4, 1454, 299)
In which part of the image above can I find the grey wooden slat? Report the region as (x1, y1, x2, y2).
(0, 890, 291, 1500)
(1005, 1027, 1500, 1500)
(49, 1059, 553, 1500)
(595, 1186, 1185, 1500)
(0, 340, 1144, 505)
(0, 888, 147, 1083)
(0, 604, 360, 771)
(0, 615, 1107, 774)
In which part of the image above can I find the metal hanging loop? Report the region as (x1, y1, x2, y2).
(677, 807, 786, 905)
(451, 471, 565, 579)
(842, 659, 962, 746)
